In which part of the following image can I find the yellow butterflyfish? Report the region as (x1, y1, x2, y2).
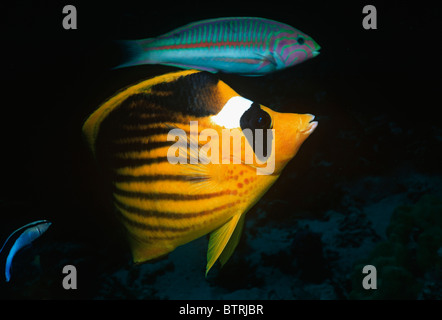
(82, 70, 317, 275)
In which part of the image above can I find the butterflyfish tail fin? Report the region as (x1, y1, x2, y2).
(206, 214, 243, 277)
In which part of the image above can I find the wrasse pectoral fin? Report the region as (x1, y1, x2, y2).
(206, 213, 245, 276)
(255, 52, 278, 70)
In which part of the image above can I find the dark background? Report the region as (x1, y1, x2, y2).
(1, 0, 440, 300)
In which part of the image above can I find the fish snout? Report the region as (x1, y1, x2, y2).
(269, 111, 318, 170)
(299, 114, 318, 135)
(312, 41, 321, 58)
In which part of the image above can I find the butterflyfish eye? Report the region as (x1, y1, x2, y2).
(240, 102, 272, 131)
(297, 36, 305, 45)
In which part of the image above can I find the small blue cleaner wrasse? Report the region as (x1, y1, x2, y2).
(116, 17, 321, 75)
(0, 220, 51, 282)
(82, 70, 318, 275)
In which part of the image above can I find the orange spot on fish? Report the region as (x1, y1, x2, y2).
(237, 183, 243, 188)
(244, 178, 249, 184)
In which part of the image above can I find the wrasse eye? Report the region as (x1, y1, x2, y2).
(297, 36, 305, 45)
(240, 102, 272, 131)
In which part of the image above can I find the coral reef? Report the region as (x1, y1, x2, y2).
(350, 195, 442, 299)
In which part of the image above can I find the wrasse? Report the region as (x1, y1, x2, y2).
(0, 220, 51, 282)
(82, 70, 318, 274)
(116, 17, 321, 76)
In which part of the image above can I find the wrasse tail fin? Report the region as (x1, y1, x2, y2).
(114, 39, 155, 69)
(206, 213, 243, 276)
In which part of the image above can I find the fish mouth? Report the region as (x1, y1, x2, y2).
(300, 114, 318, 134)
(312, 44, 321, 57)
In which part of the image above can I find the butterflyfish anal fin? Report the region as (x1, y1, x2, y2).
(206, 213, 243, 276)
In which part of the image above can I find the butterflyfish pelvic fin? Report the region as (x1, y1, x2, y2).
(205, 213, 244, 276)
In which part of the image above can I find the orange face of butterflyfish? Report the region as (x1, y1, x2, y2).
(82, 70, 317, 275)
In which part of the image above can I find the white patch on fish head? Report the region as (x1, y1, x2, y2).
(210, 96, 253, 129)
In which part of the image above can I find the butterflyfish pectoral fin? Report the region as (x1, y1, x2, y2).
(206, 213, 244, 276)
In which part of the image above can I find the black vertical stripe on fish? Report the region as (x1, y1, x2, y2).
(109, 156, 171, 169)
(118, 212, 187, 240)
(113, 174, 210, 183)
(113, 188, 230, 201)
(109, 140, 175, 154)
(114, 196, 238, 219)
(114, 126, 190, 140)
(117, 209, 193, 232)
(125, 114, 182, 126)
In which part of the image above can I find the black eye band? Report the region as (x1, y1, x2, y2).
(240, 103, 272, 131)
(240, 103, 273, 158)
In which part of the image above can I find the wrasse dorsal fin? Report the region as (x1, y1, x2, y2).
(206, 213, 243, 276)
